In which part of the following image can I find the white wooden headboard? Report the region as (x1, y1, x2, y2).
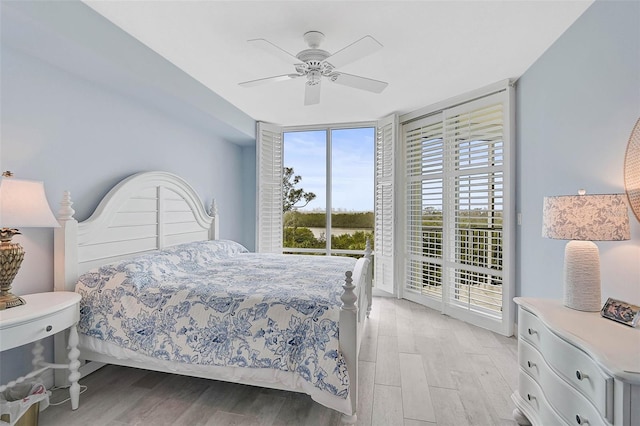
(54, 171, 218, 292)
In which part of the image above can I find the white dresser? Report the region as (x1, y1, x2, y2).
(512, 298, 640, 426)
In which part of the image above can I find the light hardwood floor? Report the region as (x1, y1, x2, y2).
(39, 297, 519, 426)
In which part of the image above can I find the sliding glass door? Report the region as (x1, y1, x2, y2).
(401, 89, 514, 335)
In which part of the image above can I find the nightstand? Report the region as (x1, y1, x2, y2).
(0, 292, 82, 410)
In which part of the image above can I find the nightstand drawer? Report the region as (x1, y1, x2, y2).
(519, 308, 612, 419)
(1, 303, 79, 351)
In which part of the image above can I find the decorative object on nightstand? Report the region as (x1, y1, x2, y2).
(0, 172, 60, 310)
(542, 191, 630, 312)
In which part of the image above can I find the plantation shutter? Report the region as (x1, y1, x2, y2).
(404, 114, 445, 302)
(375, 114, 396, 294)
(443, 98, 506, 316)
(256, 122, 283, 253)
(401, 84, 514, 336)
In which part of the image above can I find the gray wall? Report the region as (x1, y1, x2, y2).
(516, 0, 640, 303)
(0, 2, 256, 384)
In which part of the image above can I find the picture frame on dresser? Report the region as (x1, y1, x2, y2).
(600, 297, 640, 327)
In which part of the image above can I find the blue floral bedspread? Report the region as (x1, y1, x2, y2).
(75, 240, 356, 399)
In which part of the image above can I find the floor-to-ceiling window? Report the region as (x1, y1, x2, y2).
(282, 126, 375, 257)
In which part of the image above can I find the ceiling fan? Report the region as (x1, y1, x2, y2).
(238, 31, 388, 106)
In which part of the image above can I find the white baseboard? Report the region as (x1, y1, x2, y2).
(372, 288, 394, 297)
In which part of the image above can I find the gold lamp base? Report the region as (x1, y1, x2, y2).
(0, 228, 26, 311)
(0, 292, 26, 310)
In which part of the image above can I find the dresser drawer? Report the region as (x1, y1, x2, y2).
(519, 339, 607, 425)
(541, 360, 606, 425)
(519, 338, 545, 382)
(519, 308, 612, 419)
(1, 304, 79, 351)
(544, 324, 613, 420)
(517, 370, 569, 426)
(519, 307, 544, 348)
(514, 298, 639, 426)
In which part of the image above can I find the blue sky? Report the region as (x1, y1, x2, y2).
(284, 127, 374, 212)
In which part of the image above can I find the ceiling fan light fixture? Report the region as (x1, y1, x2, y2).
(307, 70, 322, 85)
(239, 31, 388, 104)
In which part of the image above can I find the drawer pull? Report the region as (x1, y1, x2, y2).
(526, 393, 536, 401)
(527, 360, 536, 368)
(575, 414, 588, 424)
(575, 370, 588, 381)
(527, 328, 537, 335)
(45, 325, 53, 332)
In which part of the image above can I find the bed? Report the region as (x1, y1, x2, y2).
(52, 171, 372, 423)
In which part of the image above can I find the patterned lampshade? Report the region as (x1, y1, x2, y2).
(542, 194, 630, 241)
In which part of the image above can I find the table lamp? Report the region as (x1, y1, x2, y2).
(542, 191, 630, 311)
(0, 171, 60, 309)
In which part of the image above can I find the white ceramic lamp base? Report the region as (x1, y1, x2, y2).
(563, 240, 601, 312)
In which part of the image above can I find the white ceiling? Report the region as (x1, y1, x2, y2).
(83, 0, 593, 127)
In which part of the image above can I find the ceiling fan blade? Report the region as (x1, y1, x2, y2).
(304, 81, 321, 106)
(325, 35, 383, 69)
(330, 72, 388, 93)
(248, 38, 301, 65)
(239, 74, 299, 88)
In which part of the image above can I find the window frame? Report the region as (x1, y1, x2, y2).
(281, 121, 376, 257)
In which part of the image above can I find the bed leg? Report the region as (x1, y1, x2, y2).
(364, 238, 373, 318)
(340, 272, 358, 425)
(341, 413, 357, 424)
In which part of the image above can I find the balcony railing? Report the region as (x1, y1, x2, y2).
(415, 226, 503, 312)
